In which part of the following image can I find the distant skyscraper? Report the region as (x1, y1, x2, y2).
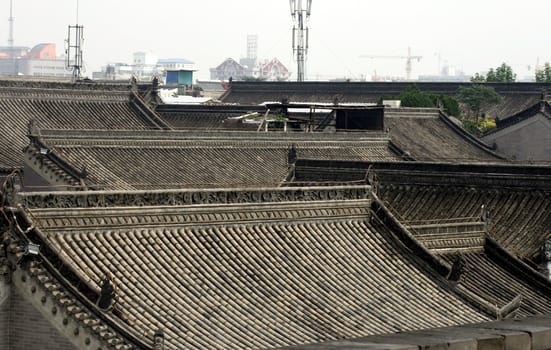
(247, 34, 258, 61)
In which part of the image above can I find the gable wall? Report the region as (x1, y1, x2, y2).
(0, 280, 9, 349)
(5, 284, 76, 350)
(483, 114, 551, 161)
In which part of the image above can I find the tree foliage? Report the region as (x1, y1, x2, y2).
(462, 115, 497, 135)
(398, 85, 434, 107)
(470, 73, 486, 83)
(471, 63, 516, 83)
(379, 85, 460, 117)
(456, 85, 502, 116)
(535, 63, 551, 82)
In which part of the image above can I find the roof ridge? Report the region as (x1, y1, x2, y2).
(485, 100, 544, 135)
(437, 110, 506, 160)
(16, 185, 371, 209)
(128, 91, 172, 130)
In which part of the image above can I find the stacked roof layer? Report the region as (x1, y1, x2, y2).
(25, 130, 399, 190)
(221, 81, 548, 120)
(384, 108, 503, 162)
(0, 80, 168, 170)
(1, 79, 551, 350)
(12, 187, 492, 350)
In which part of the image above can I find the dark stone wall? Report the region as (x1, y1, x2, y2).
(0, 282, 9, 349)
(22, 163, 58, 192)
(8, 285, 76, 350)
(483, 115, 551, 161)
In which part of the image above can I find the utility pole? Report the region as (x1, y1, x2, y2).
(8, 0, 14, 52)
(290, 0, 312, 82)
(8, 0, 16, 74)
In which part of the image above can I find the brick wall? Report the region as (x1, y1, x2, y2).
(483, 115, 551, 162)
(9, 285, 76, 350)
(0, 281, 10, 349)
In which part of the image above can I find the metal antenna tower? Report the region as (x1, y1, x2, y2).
(8, 0, 14, 52)
(66, 1, 83, 80)
(66, 25, 84, 80)
(290, 0, 311, 82)
(8, 0, 16, 74)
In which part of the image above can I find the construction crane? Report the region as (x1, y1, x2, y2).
(359, 47, 422, 80)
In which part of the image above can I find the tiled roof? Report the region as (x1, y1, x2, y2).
(440, 249, 551, 318)
(484, 100, 551, 135)
(155, 104, 264, 130)
(373, 164, 551, 260)
(484, 94, 542, 120)
(291, 160, 551, 260)
(221, 81, 549, 107)
(380, 184, 551, 260)
(0, 81, 169, 170)
(25, 130, 400, 190)
(280, 314, 551, 350)
(384, 108, 505, 162)
(13, 187, 490, 350)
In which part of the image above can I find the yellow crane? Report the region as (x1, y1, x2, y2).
(359, 47, 422, 80)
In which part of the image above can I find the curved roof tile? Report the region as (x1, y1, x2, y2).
(0, 81, 168, 170)
(16, 194, 489, 349)
(26, 130, 399, 190)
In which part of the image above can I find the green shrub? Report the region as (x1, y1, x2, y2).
(378, 85, 460, 117)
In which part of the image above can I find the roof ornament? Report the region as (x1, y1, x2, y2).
(447, 254, 464, 282)
(16, 240, 40, 268)
(0, 230, 15, 284)
(153, 329, 165, 350)
(497, 295, 522, 320)
(152, 75, 160, 93)
(130, 75, 138, 92)
(287, 144, 297, 165)
(27, 119, 39, 136)
(97, 273, 118, 311)
(80, 166, 88, 179)
(541, 237, 551, 262)
(365, 164, 379, 193)
(1, 169, 22, 207)
(480, 205, 489, 234)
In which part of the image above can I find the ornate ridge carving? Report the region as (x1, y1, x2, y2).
(33, 202, 371, 231)
(41, 137, 391, 149)
(36, 129, 390, 142)
(18, 186, 371, 209)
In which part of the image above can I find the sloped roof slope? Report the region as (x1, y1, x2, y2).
(440, 248, 551, 318)
(155, 104, 264, 130)
(373, 162, 551, 260)
(384, 108, 505, 162)
(221, 81, 550, 108)
(484, 100, 551, 135)
(0, 80, 169, 169)
(292, 160, 551, 320)
(11, 186, 490, 350)
(25, 130, 400, 190)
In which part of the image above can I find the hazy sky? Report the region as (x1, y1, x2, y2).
(3, 0, 550, 81)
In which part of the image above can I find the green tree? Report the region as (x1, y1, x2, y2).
(379, 85, 460, 117)
(470, 73, 486, 83)
(485, 68, 497, 82)
(398, 85, 434, 107)
(493, 63, 516, 82)
(471, 63, 516, 83)
(535, 62, 551, 82)
(456, 85, 502, 118)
